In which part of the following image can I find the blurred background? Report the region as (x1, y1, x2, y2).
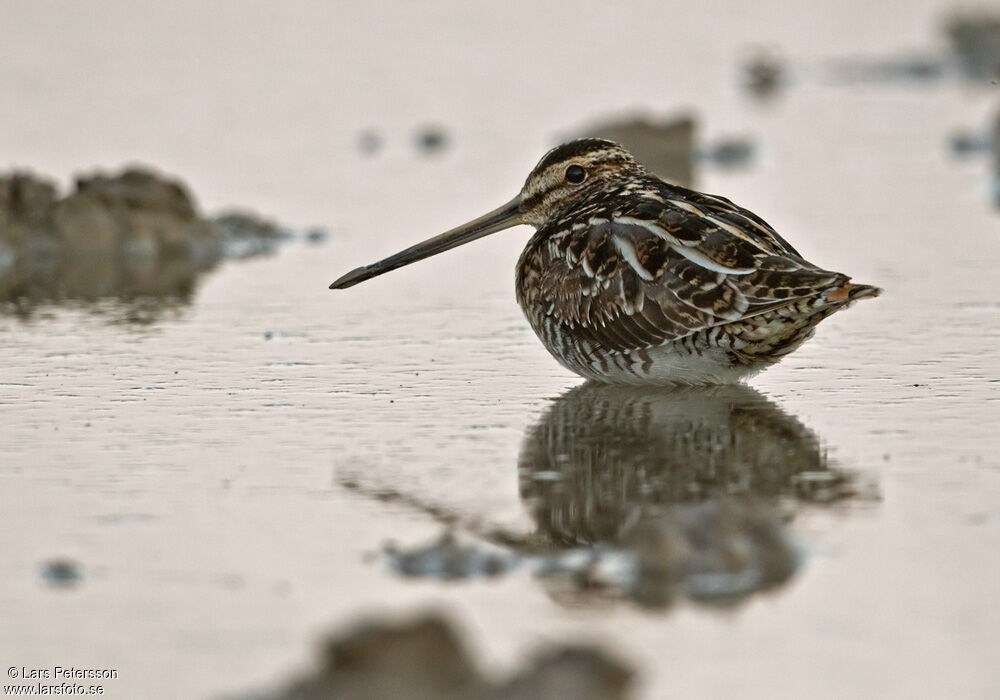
(1, 1, 998, 699)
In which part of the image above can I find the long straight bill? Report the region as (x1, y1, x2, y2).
(329, 195, 523, 289)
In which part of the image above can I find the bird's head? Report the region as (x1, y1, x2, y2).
(517, 138, 641, 226)
(330, 139, 641, 290)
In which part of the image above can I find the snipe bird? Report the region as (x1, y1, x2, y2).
(330, 139, 881, 385)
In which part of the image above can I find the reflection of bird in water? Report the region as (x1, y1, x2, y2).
(331, 139, 879, 385)
(514, 383, 858, 607)
(363, 383, 861, 609)
(519, 382, 848, 547)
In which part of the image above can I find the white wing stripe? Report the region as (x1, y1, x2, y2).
(703, 214, 760, 246)
(613, 217, 756, 275)
(612, 234, 655, 281)
(615, 216, 687, 247)
(667, 199, 705, 216)
(674, 245, 756, 275)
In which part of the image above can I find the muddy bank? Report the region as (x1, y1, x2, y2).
(0, 167, 303, 318)
(227, 612, 632, 700)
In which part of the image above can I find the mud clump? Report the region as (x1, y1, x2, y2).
(1, 168, 290, 260)
(1, 168, 218, 258)
(227, 612, 633, 700)
(993, 108, 1000, 207)
(40, 558, 82, 589)
(944, 11, 1000, 81)
(384, 531, 517, 580)
(380, 500, 798, 611)
(575, 114, 695, 187)
(573, 114, 758, 184)
(699, 138, 755, 168)
(414, 125, 449, 155)
(948, 105, 1000, 208)
(0, 174, 60, 256)
(357, 129, 383, 155)
(825, 53, 945, 84)
(624, 499, 797, 608)
(742, 48, 786, 98)
(213, 211, 292, 259)
(0, 167, 293, 318)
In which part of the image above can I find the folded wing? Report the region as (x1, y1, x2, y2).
(516, 187, 849, 357)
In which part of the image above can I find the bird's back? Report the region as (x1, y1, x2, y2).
(515, 176, 880, 385)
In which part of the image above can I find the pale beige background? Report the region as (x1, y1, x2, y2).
(1, 1, 998, 698)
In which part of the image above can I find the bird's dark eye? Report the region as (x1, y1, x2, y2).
(565, 164, 586, 184)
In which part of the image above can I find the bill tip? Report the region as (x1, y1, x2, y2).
(329, 267, 368, 290)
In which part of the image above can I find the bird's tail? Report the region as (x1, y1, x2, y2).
(822, 282, 883, 304)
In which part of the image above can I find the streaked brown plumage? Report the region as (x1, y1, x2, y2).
(331, 139, 881, 385)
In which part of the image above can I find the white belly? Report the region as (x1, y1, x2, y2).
(555, 343, 761, 386)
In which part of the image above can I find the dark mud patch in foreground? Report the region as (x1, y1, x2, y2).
(226, 612, 632, 700)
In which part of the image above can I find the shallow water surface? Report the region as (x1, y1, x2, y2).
(2, 2, 999, 699)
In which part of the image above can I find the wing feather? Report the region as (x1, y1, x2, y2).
(515, 181, 850, 357)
